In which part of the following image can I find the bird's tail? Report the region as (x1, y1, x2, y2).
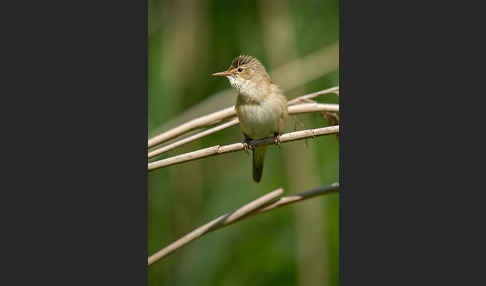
(252, 146, 267, 183)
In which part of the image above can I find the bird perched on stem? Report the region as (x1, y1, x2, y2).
(212, 55, 288, 182)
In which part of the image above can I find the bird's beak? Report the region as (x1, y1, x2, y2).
(212, 71, 232, 77)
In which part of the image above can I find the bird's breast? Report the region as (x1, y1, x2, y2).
(236, 98, 282, 139)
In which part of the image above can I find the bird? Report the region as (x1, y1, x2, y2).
(212, 55, 288, 182)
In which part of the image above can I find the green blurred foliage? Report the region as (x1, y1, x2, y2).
(148, 0, 339, 285)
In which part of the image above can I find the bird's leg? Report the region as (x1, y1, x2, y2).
(242, 133, 252, 155)
(273, 132, 282, 147)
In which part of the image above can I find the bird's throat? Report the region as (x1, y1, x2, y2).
(233, 78, 268, 104)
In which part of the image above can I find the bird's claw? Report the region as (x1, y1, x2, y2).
(243, 134, 253, 155)
(273, 133, 281, 146)
(242, 142, 250, 154)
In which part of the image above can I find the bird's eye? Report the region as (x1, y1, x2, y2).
(238, 68, 243, 72)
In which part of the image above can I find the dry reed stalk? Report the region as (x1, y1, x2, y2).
(148, 183, 339, 266)
(148, 102, 338, 158)
(148, 125, 339, 171)
(148, 188, 284, 265)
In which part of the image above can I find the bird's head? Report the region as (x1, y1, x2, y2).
(212, 55, 271, 90)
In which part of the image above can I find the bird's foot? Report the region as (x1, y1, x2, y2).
(242, 142, 250, 154)
(273, 133, 282, 147)
(243, 134, 252, 155)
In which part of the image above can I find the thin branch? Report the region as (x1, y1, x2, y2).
(211, 183, 339, 231)
(288, 102, 339, 113)
(287, 86, 339, 105)
(249, 183, 339, 214)
(148, 87, 339, 148)
(148, 106, 235, 148)
(148, 118, 240, 158)
(148, 188, 284, 265)
(148, 125, 339, 171)
(148, 183, 339, 266)
(148, 103, 339, 159)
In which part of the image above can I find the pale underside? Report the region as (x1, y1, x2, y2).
(231, 76, 288, 139)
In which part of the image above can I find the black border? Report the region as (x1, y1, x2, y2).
(8, 0, 148, 284)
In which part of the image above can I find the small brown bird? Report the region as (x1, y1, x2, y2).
(212, 55, 288, 182)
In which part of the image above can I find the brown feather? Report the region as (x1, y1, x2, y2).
(230, 55, 257, 69)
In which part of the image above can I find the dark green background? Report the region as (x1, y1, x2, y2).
(148, 0, 339, 285)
